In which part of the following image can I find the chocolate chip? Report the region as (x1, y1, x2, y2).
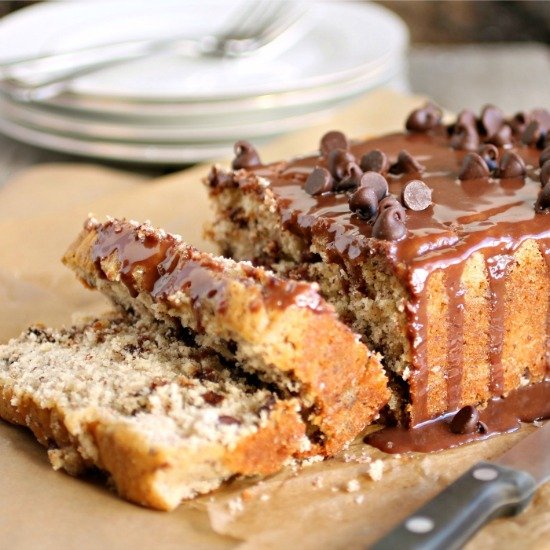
(360, 149, 389, 174)
(535, 183, 550, 212)
(372, 205, 407, 241)
(202, 391, 224, 405)
(456, 109, 477, 129)
(405, 102, 443, 132)
(401, 180, 432, 211)
(497, 151, 526, 179)
(389, 150, 425, 175)
(328, 148, 356, 181)
(477, 421, 488, 434)
(232, 140, 261, 170)
(540, 161, 550, 187)
(320, 130, 349, 158)
(336, 162, 363, 191)
(450, 405, 480, 434)
(458, 153, 490, 180)
(305, 167, 333, 195)
(521, 120, 545, 148)
(378, 195, 405, 214)
(487, 124, 512, 147)
(219, 415, 241, 425)
(360, 171, 389, 200)
(509, 111, 530, 136)
(539, 146, 550, 168)
(450, 123, 480, 151)
(530, 108, 550, 132)
(349, 186, 379, 220)
(480, 105, 504, 137)
(478, 144, 499, 171)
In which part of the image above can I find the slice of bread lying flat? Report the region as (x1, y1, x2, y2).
(0, 311, 306, 511)
(63, 217, 389, 457)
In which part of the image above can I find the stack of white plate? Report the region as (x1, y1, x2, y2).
(0, 1, 408, 165)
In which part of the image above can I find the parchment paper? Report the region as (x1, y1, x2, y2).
(0, 90, 548, 549)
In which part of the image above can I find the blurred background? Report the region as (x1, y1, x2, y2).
(0, 0, 547, 181)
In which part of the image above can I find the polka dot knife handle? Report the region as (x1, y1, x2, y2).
(371, 462, 537, 550)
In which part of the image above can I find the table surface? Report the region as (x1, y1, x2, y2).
(0, 44, 548, 188)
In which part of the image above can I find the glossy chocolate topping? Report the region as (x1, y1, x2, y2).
(365, 379, 550, 453)
(90, 220, 328, 332)
(247, 119, 549, 425)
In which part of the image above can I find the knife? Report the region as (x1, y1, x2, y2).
(371, 422, 549, 550)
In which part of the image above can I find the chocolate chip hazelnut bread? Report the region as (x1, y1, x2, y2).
(62, 217, 388, 457)
(204, 103, 550, 428)
(0, 311, 306, 510)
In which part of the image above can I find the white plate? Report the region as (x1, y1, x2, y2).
(0, 1, 408, 102)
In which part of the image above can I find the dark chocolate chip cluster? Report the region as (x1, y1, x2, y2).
(458, 149, 526, 181)
(446, 105, 550, 151)
(303, 131, 434, 241)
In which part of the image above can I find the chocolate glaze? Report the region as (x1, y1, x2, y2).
(90, 220, 328, 333)
(364, 379, 550, 453)
(246, 127, 550, 425)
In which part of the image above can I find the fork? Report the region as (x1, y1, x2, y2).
(0, 0, 307, 101)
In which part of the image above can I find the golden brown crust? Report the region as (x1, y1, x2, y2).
(0, 383, 305, 511)
(62, 219, 389, 456)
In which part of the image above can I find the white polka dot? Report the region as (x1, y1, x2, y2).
(473, 467, 499, 481)
(405, 516, 435, 533)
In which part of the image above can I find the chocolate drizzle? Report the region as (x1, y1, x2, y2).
(365, 379, 550, 453)
(241, 127, 550, 425)
(90, 220, 328, 333)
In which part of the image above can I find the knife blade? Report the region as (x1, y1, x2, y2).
(371, 422, 549, 550)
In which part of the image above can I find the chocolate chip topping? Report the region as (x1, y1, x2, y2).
(360, 171, 389, 200)
(218, 415, 241, 425)
(480, 105, 504, 137)
(328, 148, 356, 180)
(450, 405, 480, 434)
(539, 146, 550, 168)
(456, 109, 477, 129)
(336, 162, 363, 191)
(348, 186, 379, 220)
(320, 130, 349, 158)
(378, 195, 406, 216)
(521, 120, 545, 148)
(509, 111, 530, 135)
(202, 391, 224, 405)
(401, 180, 433, 211)
(389, 150, 426, 174)
(478, 144, 499, 171)
(232, 140, 261, 170)
(450, 123, 480, 151)
(487, 124, 513, 147)
(360, 149, 389, 174)
(540, 161, 550, 187)
(535, 182, 550, 212)
(498, 151, 526, 179)
(372, 205, 407, 241)
(458, 152, 490, 180)
(305, 167, 333, 196)
(405, 102, 443, 132)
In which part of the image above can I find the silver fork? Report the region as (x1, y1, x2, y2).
(1, 0, 307, 101)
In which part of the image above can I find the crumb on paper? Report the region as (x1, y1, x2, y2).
(354, 495, 365, 505)
(227, 497, 244, 514)
(345, 479, 361, 493)
(311, 475, 324, 488)
(301, 455, 324, 467)
(365, 459, 384, 481)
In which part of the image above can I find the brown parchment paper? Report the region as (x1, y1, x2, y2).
(0, 90, 548, 550)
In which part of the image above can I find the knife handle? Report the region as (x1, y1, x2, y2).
(370, 462, 537, 550)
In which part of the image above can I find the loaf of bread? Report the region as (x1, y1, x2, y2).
(0, 312, 306, 510)
(62, 217, 389, 456)
(204, 105, 550, 427)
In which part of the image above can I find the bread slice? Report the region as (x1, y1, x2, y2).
(63, 217, 389, 456)
(0, 311, 307, 510)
